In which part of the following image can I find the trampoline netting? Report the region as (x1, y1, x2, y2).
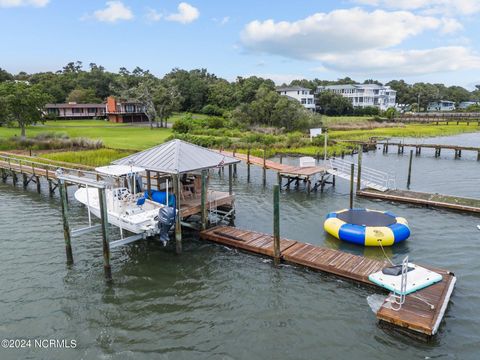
(337, 209, 396, 226)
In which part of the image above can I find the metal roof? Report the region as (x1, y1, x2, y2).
(45, 103, 105, 108)
(276, 86, 312, 92)
(112, 139, 240, 174)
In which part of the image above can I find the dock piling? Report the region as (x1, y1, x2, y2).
(262, 148, 267, 187)
(247, 147, 251, 183)
(173, 174, 182, 254)
(228, 164, 233, 195)
(59, 181, 73, 265)
(356, 145, 363, 192)
(407, 150, 414, 189)
(201, 170, 208, 231)
(350, 163, 354, 209)
(36, 176, 41, 193)
(273, 184, 280, 265)
(146, 170, 152, 199)
(98, 187, 112, 281)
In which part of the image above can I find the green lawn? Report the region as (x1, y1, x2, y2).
(0, 120, 172, 150)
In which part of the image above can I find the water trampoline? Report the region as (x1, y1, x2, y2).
(324, 208, 410, 246)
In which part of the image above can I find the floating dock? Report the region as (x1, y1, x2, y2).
(357, 188, 480, 213)
(200, 225, 456, 337)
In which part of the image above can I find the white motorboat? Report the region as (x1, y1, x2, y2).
(74, 165, 176, 242)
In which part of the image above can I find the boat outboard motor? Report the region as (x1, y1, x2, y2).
(158, 206, 176, 245)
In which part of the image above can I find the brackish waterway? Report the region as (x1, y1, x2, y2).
(0, 133, 479, 360)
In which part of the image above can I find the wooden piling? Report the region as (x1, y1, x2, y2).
(146, 170, 152, 199)
(23, 173, 28, 188)
(262, 148, 267, 186)
(36, 176, 41, 193)
(98, 187, 112, 281)
(350, 163, 354, 209)
(273, 184, 280, 265)
(172, 174, 182, 254)
(59, 181, 73, 265)
(407, 149, 413, 189)
(12, 172, 17, 186)
(201, 170, 208, 231)
(228, 164, 233, 195)
(247, 147, 251, 183)
(356, 145, 362, 192)
(324, 129, 328, 162)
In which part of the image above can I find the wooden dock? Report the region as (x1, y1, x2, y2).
(218, 149, 331, 192)
(394, 112, 480, 125)
(200, 225, 456, 337)
(357, 188, 480, 213)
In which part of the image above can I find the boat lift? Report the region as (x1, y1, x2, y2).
(56, 170, 146, 280)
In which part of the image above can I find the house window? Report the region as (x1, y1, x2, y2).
(301, 98, 307, 104)
(87, 108, 98, 113)
(125, 104, 135, 113)
(72, 108, 84, 114)
(307, 98, 313, 104)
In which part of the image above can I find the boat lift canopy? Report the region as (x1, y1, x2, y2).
(112, 139, 240, 174)
(95, 165, 145, 177)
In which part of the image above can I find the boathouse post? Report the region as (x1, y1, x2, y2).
(172, 174, 182, 254)
(146, 170, 152, 199)
(98, 187, 112, 281)
(228, 164, 233, 195)
(273, 184, 281, 265)
(349, 163, 354, 209)
(201, 170, 208, 231)
(407, 149, 414, 189)
(356, 145, 363, 192)
(247, 147, 251, 183)
(59, 180, 73, 265)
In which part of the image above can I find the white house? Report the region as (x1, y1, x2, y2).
(316, 84, 396, 111)
(458, 101, 479, 109)
(276, 86, 316, 111)
(427, 100, 455, 112)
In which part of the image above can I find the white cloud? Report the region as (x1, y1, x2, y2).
(166, 2, 199, 24)
(242, 8, 446, 60)
(219, 16, 230, 25)
(146, 8, 162, 22)
(241, 8, 479, 76)
(354, 0, 480, 16)
(0, 0, 49, 7)
(93, 1, 133, 23)
(317, 47, 480, 75)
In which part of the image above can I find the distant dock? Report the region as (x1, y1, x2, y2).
(200, 225, 456, 337)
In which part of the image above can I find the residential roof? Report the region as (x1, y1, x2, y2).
(112, 139, 240, 174)
(45, 103, 105, 108)
(276, 86, 312, 92)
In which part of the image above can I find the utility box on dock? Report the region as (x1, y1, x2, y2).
(299, 157, 316, 167)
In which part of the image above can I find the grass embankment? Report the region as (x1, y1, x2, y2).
(40, 148, 134, 167)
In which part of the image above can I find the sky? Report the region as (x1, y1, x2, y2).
(1, 0, 480, 88)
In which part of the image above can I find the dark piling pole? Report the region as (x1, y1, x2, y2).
(228, 164, 233, 195)
(201, 170, 208, 231)
(356, 145, 362, 192)
(349, 163, 354, 209)
(172, 174, 182, 254)
(407, 149, 414, 189)
(98, 187, 112, 281)
(273, 184, 281, 265)
(262, 148, 267, 187)
(36, 176, 41, 193)
(247, 147, 251, 183)
(59, 181, 73, 265)
(146, 170, 152, 199)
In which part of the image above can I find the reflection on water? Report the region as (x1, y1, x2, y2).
(0, 132, 479, 360)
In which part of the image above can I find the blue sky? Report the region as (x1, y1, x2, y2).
(1, 0, 480, 88)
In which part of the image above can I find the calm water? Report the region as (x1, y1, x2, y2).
(0, 133, 479, 360)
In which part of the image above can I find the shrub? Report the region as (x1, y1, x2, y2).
(201, 104, 224, 116)
(172, 114, 193, 133)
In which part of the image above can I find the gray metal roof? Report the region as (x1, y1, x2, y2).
(276, 86, 312, 92)
(112, 139, 240, 174)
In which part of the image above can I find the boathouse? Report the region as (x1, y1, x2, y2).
(113, 139, 240, 252)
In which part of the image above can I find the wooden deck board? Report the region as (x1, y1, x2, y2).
(200, 225, 456, 337)
(357, 188, 480, 213)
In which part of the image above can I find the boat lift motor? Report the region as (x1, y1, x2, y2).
(157, 206, 176, 245)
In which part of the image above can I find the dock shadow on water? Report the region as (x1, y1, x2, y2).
(0, 132, 479, 359)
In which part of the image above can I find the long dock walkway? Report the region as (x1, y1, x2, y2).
(200, 225, 456, 337)
(357, 188, 480, 213)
